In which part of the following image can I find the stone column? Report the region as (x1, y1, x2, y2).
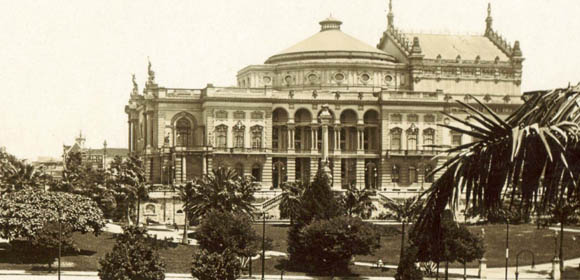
(128, 121, 132, 152)
(332, 159, 342, 190)
(311, 127, 318, 153)
(319, 105, 333, 178)
(288, 126, 295, 153)
(356, 158, 365, 189)
(335, 126, 341, 152)
(262, 156, 273, 187)
(287, 157, 296, 182)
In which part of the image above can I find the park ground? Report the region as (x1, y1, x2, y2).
(1, 223, 580, 279)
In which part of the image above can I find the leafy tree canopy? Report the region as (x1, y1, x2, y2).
(288, 216, 379, 274)
(295, 170, 343, 226)
(98, 226, 166, 280)
(0, 190, 105, 240)
(191, 249, 241, 280)
(340, 184, 376, 219)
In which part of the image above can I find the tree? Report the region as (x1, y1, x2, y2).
(294, 170, 343, 226)
(194, 210, 265, 269)
(191, 249, 241, 280)
(415, 87, 580, 240)
(0, 150, 50, 195)
(187, 167, 258, 220)
(109, 155, 148, 225)
(381, 195, 423, 260)
(0, 189, 105, 240)
(175, 181, 197, 244)
(288, 216, 379, 275)
(279, 181, 306, 225)
(410, 211, 484, 278)
(98, 226, 166, 280)
(341, 183, 376, 219)
(395, 244, 423, 280)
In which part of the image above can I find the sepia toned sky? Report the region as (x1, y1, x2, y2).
(1, 0, 579, 160)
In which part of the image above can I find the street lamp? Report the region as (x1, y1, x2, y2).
(262, 210, 266, 280)
(57, 207, 66, 280)
(505, 217, 510, 280)
(515, 249, 535, 280)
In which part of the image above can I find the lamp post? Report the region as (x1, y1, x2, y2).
(505, 218, 510, 280)
(262, 211, 266, 280)
(57, 207, 65, 280)
(515, 249, 535, 280)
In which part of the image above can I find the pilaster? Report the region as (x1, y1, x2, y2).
(332, 158, 342, 190)
(287, 156, 296, 182)
(356, 158, 365, 189)
(263, 156, 273, 187)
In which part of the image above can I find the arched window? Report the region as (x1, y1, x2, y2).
(251, 125, 263, 149)
(235, 163, 244, 177)
(425, 165, 434, 183)
(233, 121, 245, 148)
(215, 125, 227, 148)
(365, 161, 378, 189)
(423, 128, 435, 150)
(272, 159, 286, 188)
(392, 165, 400, 183)
(175, 118, 191, 147)
(252, 164, 262, 182)
(390, 128, 402, 150)
(409, 166, 418, 183)
(406, 124, 418, 150)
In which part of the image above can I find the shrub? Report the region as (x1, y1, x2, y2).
(98, 226, 165, 280)
(191, 249, 241, 280)
(288, 216, 379, 274)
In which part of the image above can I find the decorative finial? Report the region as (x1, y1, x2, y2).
(512, 40, 522, 57)
(411, 37, 422, 54)
(131, 74, 138, 96)
(485, 3, 493, 34)
(146, 57, 156, 87)
(387, 0, 394, 28)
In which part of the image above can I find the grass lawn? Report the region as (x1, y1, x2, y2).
(251, 223, 580, 268)
(0, 223, 579, 275)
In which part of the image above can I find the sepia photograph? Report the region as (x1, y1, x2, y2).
(1, 0, 580, 279)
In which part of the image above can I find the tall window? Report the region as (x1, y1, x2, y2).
(252, 164, 262, 182)
(272, 127, 279, 149)
(233, 122, 245, 148)
(272, 159, 286, 188)
(392, 165, 400, 183)
(215, 125, 227, 148)
(175, 118, 191, 147)
(235, 163, 244, 177)
(425, 165, 434, 183)
(409, 165, 418, 183)
(406, 124, 418, 150)
(451, 132, 463, 146)
(251, 125, 263, 149)
(365, 161, 378, 189)
(423, 128, 435, 149)
(390, 128, 402, 150)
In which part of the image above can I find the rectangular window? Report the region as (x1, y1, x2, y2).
(452, 134, 462, 146)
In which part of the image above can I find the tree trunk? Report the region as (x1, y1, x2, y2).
(182, 213, 188, 244)
(126, 203, 133, 225)
(445, 261, 449, 280)
(560, 219, 564, 272)
(136, 197, 141, 225)
(400, 221, 406, 259)
(436, 261, 440, 280)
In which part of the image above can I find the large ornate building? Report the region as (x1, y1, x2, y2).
(126, 3, 524, 224)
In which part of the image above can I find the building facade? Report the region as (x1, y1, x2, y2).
(63, 132, 129, 170)
(126, 3, 524, 224)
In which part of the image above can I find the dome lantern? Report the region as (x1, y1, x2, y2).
(319, 16, 342, 31)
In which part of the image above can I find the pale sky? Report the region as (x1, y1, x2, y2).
(1, 0, 579, 160)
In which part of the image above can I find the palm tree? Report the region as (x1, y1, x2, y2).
(109, 155, 148, 225)
(188, 167, 259, 220)
(382, 195, 424, 259)
(415, 86, 580, 247)
(279, 181, 306, 225)
(341, 184, 377, 219)
(176, 181, 197, 244)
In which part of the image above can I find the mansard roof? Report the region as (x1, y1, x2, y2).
(405, 33, 509, 61)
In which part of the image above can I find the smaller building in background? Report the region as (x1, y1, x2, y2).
(31, 156, 64, 179)
(63, 131, 129, 170)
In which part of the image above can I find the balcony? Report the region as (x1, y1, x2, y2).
(386, 149, 440, 157)
(213, 147, 268, 154)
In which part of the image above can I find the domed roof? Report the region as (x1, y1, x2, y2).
(265, 17, 395, 64)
